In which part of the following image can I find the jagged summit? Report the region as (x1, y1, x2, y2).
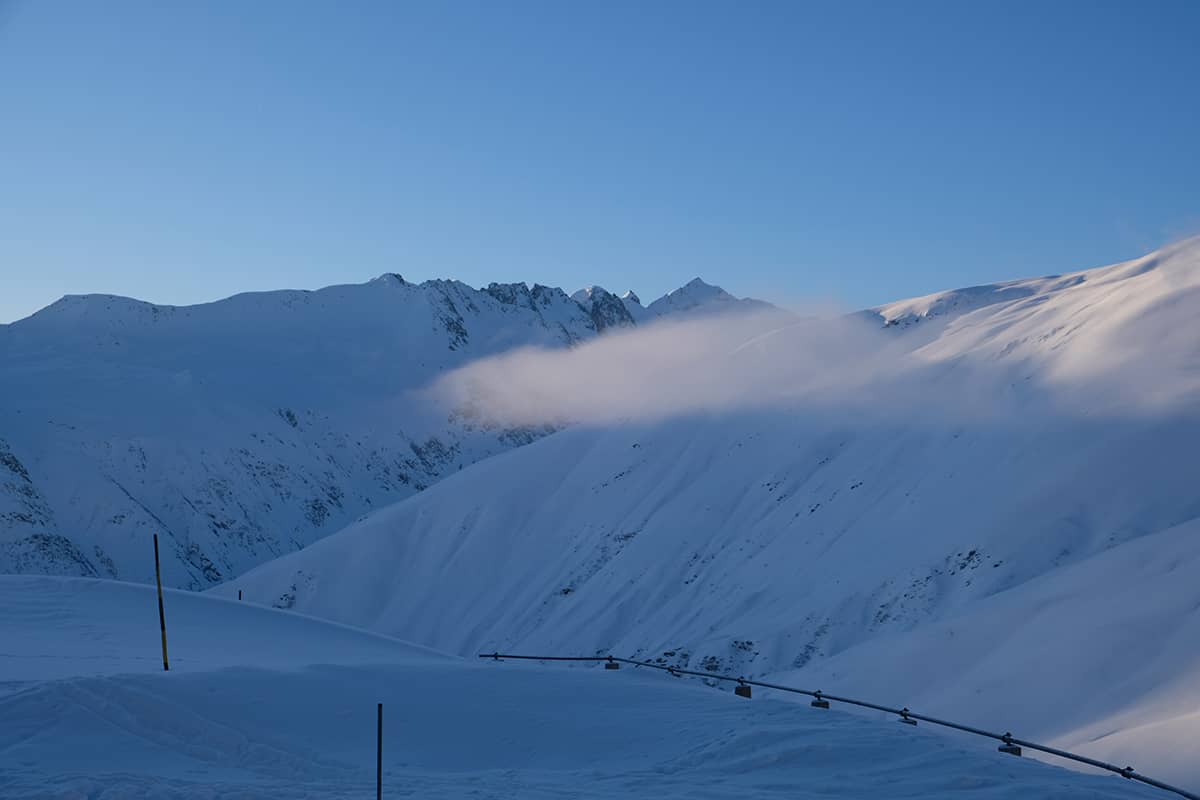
(370, 272, 407, 286)
(569, 286, 601, 302)
(646, 277, 773, 317)
(570, 286, 635, 332)
(575, 278, 775, 324)
(573, 279, 763, 314)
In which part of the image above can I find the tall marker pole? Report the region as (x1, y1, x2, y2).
(377, 702, 383, 800)
(153, 533, 170, 671)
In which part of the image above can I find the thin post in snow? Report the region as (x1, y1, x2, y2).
(376, 702, 383, 800)
(152, 534, 169, 671)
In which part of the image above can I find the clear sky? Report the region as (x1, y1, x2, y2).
(1, 0, 1198, 322)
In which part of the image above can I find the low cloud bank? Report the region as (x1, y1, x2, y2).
(428, 310, 1020, 428)
(428, 240, 1200, 428)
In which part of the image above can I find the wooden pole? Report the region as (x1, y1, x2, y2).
(377, 702, 383, 800)
(153, 534, 169, 671)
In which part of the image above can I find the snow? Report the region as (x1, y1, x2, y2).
(620, 288, 653, 322)
(0, 274, 763, 589)
(608, 280, 773, 322)
(0, 575, 444, 689)
(647, 277, 774, 317)
(0, 576, 1164, 798)
(226, 240, 1200, 787)
(5, 240, 1200, 797)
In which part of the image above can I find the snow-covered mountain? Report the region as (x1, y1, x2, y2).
(573, 278, 772, 325)
(224, 240, 1200, 786)
(0, 274, 765, 588)
(569, 285, 637, 330)
(615, 277, 774, 320)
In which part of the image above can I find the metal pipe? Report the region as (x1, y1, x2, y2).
(479, 652, 1200, 800)
(479, 653, 609, 662)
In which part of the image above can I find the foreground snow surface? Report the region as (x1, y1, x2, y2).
(0, 577, 1165, 799)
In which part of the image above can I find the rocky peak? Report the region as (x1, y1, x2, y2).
(484, 282, 535, 310)
(571, 286, 636, 332)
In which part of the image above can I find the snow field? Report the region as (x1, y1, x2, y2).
(0, 576, 1165, 799)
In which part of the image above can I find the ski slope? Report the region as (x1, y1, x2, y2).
(0, 576, 1166, 799)
(225, 240, 1200, 786)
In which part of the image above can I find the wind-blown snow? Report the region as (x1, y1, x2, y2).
(0, 576, 1163, 799)
(227, 240, 1200, 786)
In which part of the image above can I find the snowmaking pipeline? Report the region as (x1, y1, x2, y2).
(479, 652, 1198, 800)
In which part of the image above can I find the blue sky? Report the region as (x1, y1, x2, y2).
(1, 0, 1198, 322)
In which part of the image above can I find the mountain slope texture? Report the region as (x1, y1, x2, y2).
(224, 240, 1200, 787)
(0, 275, 758, 587)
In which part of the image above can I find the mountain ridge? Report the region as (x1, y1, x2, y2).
(4, 273, 767, 328)
(0, 273, 767, 587)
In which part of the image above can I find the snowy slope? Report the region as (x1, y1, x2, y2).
(619, 289, 651, 322)
(0, 574, 446, 691)
(0, 576, 1164, 799)
(0, 274, 763, 588)
(792, 516, 1200, 785)
(226, 240, 1200, 785)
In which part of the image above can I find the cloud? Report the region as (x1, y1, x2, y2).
(427, 240, 1200, 429)
(429, 308, 990, 427)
